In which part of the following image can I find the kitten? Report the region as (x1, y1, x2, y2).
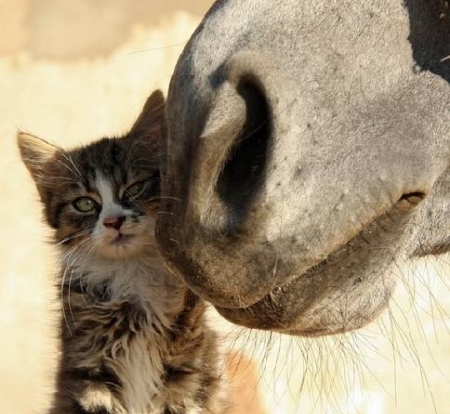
(18, 90, 227, 414)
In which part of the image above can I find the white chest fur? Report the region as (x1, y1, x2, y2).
(70, 255, 186, 413)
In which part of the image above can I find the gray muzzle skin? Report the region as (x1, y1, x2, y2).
(156, 0, 450, 335)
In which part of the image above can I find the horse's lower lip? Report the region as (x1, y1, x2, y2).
(280, 328, 331, 337)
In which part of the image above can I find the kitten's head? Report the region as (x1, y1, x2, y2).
(18, 90, 165, 260)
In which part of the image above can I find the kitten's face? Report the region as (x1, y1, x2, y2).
(23, 135, 160, 260)
(18, 90, 165, 261)
(77, 169, 158, 259)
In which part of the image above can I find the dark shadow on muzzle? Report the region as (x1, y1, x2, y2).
(216, 77, 272, 230)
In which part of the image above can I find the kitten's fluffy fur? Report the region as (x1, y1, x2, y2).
(18, 91, 227, 414)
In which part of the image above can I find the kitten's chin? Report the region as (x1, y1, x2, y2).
(97, 235, 145, 260)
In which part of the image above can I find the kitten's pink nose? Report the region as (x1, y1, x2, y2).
(103, 216, 125, 230)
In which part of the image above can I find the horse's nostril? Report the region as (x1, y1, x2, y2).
(399, 192, 425, 204)
(216, 77, 271, 224)
(397, 192, 426, 210)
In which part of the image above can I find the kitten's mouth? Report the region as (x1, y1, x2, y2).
(98, 231, 142, 259)
(110, 233, 135, 245)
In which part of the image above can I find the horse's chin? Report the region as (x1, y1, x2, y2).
(214, 261, 395, 337)
(214, 298, 391, 338)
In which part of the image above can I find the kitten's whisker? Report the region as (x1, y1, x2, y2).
(140, 195, 182, 202)
(59, 152, 84, 179)
(57, 230, 90, 246)
(59, 242, 88, 332)
(118, 42, 186, 56)
(66, 267, 77, 326)
(66, 243, 95, 322)
(60, 264, 73, 335)
(156, 211, 177, 217)
(36, 176, 78, 187)
(75, 242, 98, 309)
(155, 196, 182, 202)
(54, 158, 80, 178)
(125, 141, 151, 168)
(60, 238, 95, 328)
(60, 238, 90, 262)
(47, 177, 78, 184)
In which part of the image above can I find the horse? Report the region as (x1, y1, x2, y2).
(156, 0, 450, 337)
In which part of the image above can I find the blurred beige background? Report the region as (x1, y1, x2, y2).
(1, 1, 449, 413)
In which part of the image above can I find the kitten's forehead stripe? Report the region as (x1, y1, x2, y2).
(95, 173, 115, 205)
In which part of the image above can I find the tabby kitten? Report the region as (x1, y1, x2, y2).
(18, 90, 227, 414)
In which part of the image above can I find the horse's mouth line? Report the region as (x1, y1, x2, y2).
(244, 191, 425, 311)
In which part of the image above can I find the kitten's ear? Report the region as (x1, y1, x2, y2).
(129, 89, 165, 140)
(17, 132, 58, 183)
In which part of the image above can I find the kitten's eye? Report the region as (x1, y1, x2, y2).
(73, 197, 96, 213)
(124, 181, 145, 199)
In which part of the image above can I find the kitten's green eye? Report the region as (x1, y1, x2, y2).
(73, 197, 96, 213)
(124, 181, 145, 199)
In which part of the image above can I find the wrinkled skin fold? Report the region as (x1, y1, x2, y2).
(156, 0, 450, 336)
